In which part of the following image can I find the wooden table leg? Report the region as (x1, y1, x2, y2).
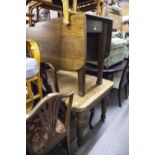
(118, 87, 122, 107)
(101, 97, 107, 122)
(96, 24, 108, 85)
(78, 67, 85, 96)
(89, 108, 95, 129)
(76, 112, 85, 146)
(96, 54, 103, 85)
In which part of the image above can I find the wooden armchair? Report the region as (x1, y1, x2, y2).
(26, 91, 74, 155)
(26, 0, 105, 26)
(26, 40, 43, 113)
(26, 39, 62, 113)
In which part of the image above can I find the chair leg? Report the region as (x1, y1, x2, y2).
(125, 73, 129, 99)
(62, 0, 69, 25)
(125, 83, 128, 99)
(118, 59, 129, 106)
(101, 97, 108, 122)
(66, 130, 70, 155)
(72, 0, 77, 12)
(77, 67, 85, 96)
(118, 87, 122, 107)
(89, 108, 95, 129)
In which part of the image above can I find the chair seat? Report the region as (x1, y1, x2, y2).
(27, 115, 66, 153)
(26, 58, 39, 79)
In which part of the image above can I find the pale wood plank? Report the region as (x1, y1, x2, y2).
(57, 70, 113, 111)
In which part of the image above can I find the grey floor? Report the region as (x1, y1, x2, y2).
(48, 88, 129, 155)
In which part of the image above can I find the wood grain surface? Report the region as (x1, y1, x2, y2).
(57, 70, 113, 111)
(27, 14, 86, 71)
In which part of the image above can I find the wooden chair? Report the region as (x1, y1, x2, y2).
(26, 40, 43, 113)
(26, 92, 74, 155)
(26, 0, 105, 26)
(118, 58, 129, 107)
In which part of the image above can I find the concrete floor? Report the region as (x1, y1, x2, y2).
(47, 88, 129, 155)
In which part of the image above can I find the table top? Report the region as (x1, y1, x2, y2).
(57, 70, 113, 112)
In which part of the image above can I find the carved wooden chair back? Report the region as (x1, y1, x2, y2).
(26, 92, 74, 155)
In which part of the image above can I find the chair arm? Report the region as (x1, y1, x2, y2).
(44, 62, 60, 92)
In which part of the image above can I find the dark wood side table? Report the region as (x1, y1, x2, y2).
(56, 70, 113, 146)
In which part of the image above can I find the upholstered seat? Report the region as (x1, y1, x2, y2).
(27, 115, 66, 153)
(26, 58, 39, 79)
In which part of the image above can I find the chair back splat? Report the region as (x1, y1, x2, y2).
(26, 92, 74, 155)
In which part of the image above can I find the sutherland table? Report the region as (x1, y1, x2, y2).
(57, 70, 113, 146)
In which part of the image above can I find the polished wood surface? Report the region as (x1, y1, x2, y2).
(27, 14, 86, 71)
(57, 70, 113, 111)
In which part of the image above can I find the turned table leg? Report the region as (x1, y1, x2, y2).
(76, 112, 85, 146)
